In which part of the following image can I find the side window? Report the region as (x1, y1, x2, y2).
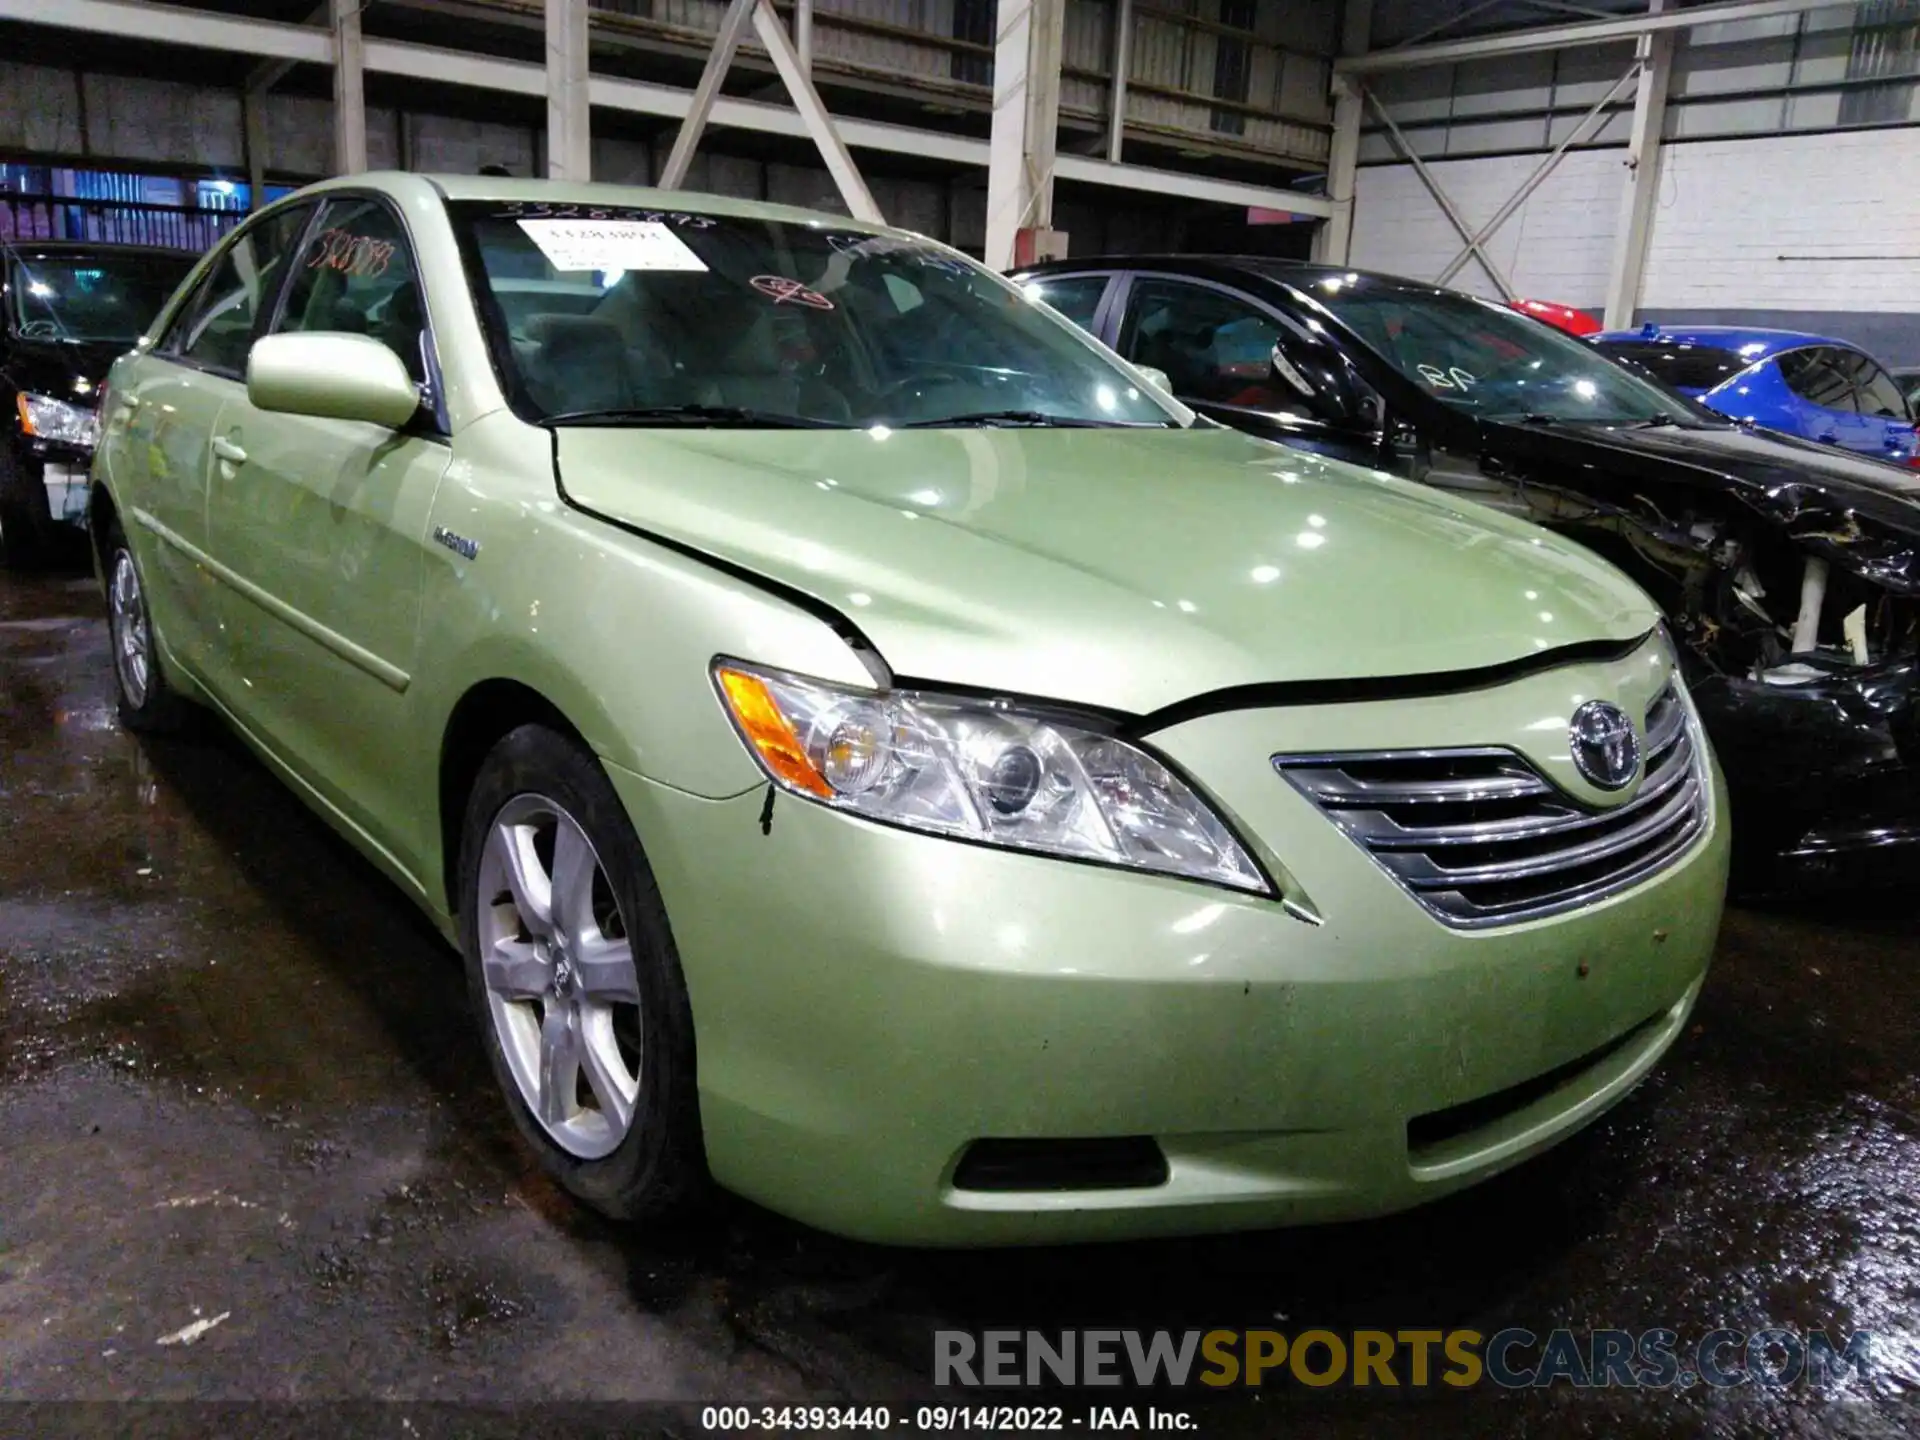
(161, 204, 315, 375)
(1844, 353, 1908, 418)
(1117, 278, 1297, 410)
(1780, 348, 1856, 411)
(272, 198, 426, 382)
(1022, 274, 1110, 333)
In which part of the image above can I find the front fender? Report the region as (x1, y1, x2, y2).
(401, 431, 883, 910)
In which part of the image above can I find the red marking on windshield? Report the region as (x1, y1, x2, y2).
(750, 275, 834, 310)
(307, 229, 396, 279)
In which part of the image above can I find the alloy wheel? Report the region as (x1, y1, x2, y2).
(476, 794, 644, 1159)
(108, 548, 152, 710)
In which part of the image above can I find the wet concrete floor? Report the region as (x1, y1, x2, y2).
(0, 564, 1915, 1438)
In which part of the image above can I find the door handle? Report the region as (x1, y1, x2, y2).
(212, 437, 247, 464)
(115, 394, 139, 413)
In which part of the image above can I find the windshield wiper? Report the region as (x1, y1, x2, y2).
(899, 410, 1137, 429)
(543, 404, 850, 429)
(1503, 412, 1561, 426)
(1624, 414, 1680, 429)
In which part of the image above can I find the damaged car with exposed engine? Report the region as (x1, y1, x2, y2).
(1016, 256, 1920, 878)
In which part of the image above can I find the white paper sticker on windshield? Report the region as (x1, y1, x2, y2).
(516, 219, 708, 273)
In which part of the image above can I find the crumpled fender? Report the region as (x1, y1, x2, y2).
(1731, 481, 1920, 594)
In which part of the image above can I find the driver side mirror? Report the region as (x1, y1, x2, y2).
(1272, 342, 1380, 434)
(247, 332, 422, 429)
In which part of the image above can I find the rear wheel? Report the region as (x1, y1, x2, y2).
(103, 520, 190, 733)
(0, 446, 53, 570)
(458, 724, 705, 1221)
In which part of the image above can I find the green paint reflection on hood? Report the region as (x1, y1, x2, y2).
(555, 423, 1658, 715)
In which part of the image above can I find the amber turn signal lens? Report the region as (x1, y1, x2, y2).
(716, 667, 833, 797)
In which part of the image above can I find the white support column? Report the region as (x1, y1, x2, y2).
(985, 0, 1066, 272)
(1105, 0, 1131, 164)
(330, 0, 367, 174)
(796, 0, 813, 76)
(1604, 0, 1675, 329)
(1313, 0, 1370, 264)
(545, 0, 592, 179)
(243, 88, 269, 209)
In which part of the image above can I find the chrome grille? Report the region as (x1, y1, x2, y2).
(1274, 685, 1707, 928)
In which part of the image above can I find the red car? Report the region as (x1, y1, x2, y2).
(1510, 298, 1601, 336)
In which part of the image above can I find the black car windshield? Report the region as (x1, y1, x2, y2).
(449, 201, 1179, 429)
(1303, 276, 1701, 425)
(6, 252, 195, 344)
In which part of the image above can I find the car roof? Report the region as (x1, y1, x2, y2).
(2, 239, 195, 262)
(400, 172, 897, 236)
(1593, 325, 1849, 356)
(1016, 253, 1412, 289)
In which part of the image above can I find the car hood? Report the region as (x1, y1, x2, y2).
(555, 424, 1659, 716)
(3, 334, 129, 399)
(1488, 416, 1920, 511)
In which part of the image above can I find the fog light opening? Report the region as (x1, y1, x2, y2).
(950, 1137, 1169, 1192)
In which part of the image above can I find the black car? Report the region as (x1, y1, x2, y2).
(1016, 255, 1920, 879)
(1, 240, 197, 566)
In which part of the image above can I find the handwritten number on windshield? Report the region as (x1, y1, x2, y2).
(1415, 363, 1478, 391)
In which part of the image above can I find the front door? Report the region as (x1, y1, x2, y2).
(203, 195, 452, 865)
(1114, 275, 1379, 464)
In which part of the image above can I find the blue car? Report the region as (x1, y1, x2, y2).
(1593, 324, 1919, 467)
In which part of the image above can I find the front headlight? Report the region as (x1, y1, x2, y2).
(713, 660, 1270, 894)
(16, 393, 99, 449)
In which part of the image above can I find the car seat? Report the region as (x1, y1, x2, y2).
(695, 304, 852, 422)
(523, 314, 639, 414)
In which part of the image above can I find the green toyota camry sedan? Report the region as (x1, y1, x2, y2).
(89, 173, 1728, 1245)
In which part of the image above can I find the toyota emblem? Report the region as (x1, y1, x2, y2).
(1568, 700, 1642, 792)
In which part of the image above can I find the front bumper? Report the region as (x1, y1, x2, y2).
(8, 434, 94, 530)
(609, 651, 1728, 1246)
(1690, 663, 1920, 876)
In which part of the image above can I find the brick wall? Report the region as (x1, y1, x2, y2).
(1349, 128, 1920, 327)
(1642, 129, 1920, 314)
(1350, 148, 1623, 307)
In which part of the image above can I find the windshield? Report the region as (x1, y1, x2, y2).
(449, 201, 1179, 429)
(1303, 277, 1702, 425)
(6, 253, 194, 344)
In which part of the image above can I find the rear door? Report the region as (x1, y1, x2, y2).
(97, 203, 315, 687)
(202, 193, 452, 860)
(1015, 271, 1116, 338)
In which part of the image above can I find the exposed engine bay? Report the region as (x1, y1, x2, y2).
(1419, 445, 1920, 865)
(1422, 446, 1920, 684)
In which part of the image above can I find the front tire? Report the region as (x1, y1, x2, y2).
(103, 520, 191, 733)
(458, 724, 705, 1221)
